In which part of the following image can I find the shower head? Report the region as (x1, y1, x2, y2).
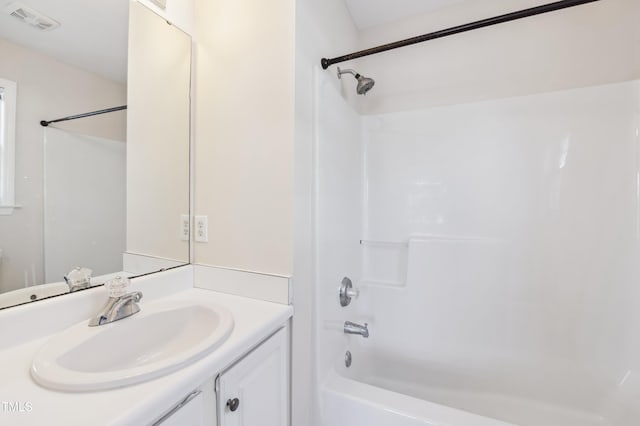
(337, 67, 375, 95)
(356, 76, 375, 96)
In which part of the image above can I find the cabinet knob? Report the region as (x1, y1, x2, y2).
(226, 398, 240, 412)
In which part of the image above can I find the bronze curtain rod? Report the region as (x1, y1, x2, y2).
(40, 105, 127, 127)
(321, 0, 601, 69)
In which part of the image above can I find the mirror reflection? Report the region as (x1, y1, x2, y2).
(0, 0, 191, 309)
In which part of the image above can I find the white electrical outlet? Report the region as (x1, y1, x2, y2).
(180, 214, 190, 241)
(195, 215, 208, 242)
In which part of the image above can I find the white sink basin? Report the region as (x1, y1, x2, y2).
(31, 300, 234, 391)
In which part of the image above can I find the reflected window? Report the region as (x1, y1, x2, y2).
(0, 78, 17, 215)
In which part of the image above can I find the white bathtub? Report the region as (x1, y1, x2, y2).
(321, 347, 616, 426)
(322, 370, 514, 426)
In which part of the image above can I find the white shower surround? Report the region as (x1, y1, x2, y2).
(44, 128, 126, 283)
(315, 75, 640, 425)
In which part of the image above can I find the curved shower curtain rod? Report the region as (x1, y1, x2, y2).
(321, 0, 601, 69)
(40, 105, 127, 127)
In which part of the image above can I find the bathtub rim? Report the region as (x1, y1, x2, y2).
(322, 369, 516, 426)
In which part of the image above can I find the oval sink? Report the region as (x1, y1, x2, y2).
(31, 301, 233, 391)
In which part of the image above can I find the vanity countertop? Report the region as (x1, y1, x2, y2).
(0, 268, 293, 425)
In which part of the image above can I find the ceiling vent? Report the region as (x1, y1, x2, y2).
(6, 2, 60, 31)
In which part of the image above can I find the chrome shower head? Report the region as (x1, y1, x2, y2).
(337, 67, 375, 95)
(356, 76, 375, 95)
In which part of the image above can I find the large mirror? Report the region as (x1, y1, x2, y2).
(0, 0, 191, 309)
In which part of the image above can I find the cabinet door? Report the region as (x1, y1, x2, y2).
(152, 378, 216, 426)
(217, 327, 289, 426)
(154, 391, 204, 426)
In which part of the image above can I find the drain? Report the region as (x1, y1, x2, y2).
(345, 350, 352, 368)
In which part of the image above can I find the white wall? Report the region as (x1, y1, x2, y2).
(190, 0, 356, 421)
(0, 38, 126, 293)
(126, 1, 191, 263)
(293, 1, 359, 425)
(313, 66, 364, 395)
(353, 0, 640, 114)
(193, 0, 295, 276)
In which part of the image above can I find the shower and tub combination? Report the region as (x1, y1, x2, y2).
(314, 0, 639, 425)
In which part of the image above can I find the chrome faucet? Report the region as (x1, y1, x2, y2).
(344, 321, 369, 338)
(89, 276, 142, 327)
(89, 291, 143, 327)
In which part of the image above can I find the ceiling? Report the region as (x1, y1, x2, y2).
(0, 0, 129, 83)
(0, 0, 494, 85)
(344, 0, 470, 29)
(0, 0, 561, 84)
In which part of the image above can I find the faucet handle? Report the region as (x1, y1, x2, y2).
(64, 266, 92, 291)
(105, 276, 131, 298)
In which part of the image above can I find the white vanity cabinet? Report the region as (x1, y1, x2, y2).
(0, 274, 293, 426)
(151, 326, 289, 426)
(216, 327, 289, 426)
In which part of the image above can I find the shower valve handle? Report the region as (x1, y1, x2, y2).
(339, 277, 359, 307)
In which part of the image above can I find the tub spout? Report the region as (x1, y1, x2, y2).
(344, 321, 369, 338)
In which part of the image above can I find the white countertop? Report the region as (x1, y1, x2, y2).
(0, 267, 293, 425)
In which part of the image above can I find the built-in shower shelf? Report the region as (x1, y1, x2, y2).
(360, 235, 503, 288)
(0, 204, 22, 215)
(360, 239, 408, 287)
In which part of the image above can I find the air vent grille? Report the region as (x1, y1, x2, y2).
(6, 2, 60, 31)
